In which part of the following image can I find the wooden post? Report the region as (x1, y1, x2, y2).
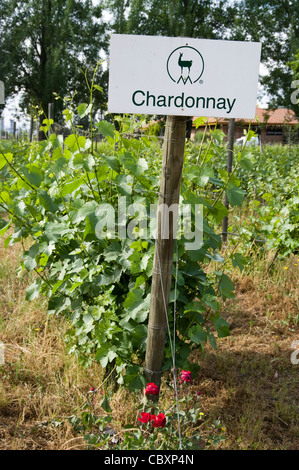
(144, 115, 186, 394)
(222, 118, 235, 243)
(29, 117, 34, 142)
(48, 103, 54, 137)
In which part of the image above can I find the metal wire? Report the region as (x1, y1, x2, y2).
(174, 240, 179, 375)
(156, 246, 182, 450)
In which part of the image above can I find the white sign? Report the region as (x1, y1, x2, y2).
(108, 34, 261, 119)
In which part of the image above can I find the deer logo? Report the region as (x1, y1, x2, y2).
(167, 46, 204, 85)
(178, 53, 193, 75)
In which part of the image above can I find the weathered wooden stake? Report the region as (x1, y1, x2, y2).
(144, 115, 186, 395)
(29, 117, 34, 142)
(48, 102, 54, 138)
(222, 118, 235, 243)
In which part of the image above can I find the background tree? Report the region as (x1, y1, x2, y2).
(107, 0, 130, 33)
(107, 0, 235, 38)
(0, 0, 109, 136)
(2, 0, 297, 138)
(234, 0, 299, 115)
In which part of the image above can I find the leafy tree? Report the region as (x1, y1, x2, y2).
(234, 0, 299, 114)
(107, 0, 130, 33)
(108, 0, 235, 38)
(0, 0, 109, 134)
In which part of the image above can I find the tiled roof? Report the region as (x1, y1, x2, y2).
(192, 107, 299, 126)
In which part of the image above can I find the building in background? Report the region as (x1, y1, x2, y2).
(191, 107, 299, 144)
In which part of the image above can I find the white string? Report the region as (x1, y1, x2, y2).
(156, 246, 182, 450)
(173, 241, 179, 374)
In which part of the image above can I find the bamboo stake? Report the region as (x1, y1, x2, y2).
(29, 116, 34, 142)
(48, 102, 54, 138)
(144, 115, 186, 396)
(222, 118, 235, 242)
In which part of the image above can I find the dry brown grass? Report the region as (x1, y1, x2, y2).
(0, 235, 103, 449)
(190, 270, 299, 450)
(0, 233, 298, 450)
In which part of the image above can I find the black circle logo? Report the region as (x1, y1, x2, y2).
(167, 46, 204, 85)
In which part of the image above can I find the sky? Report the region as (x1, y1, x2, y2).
(2, 95, 31, 131)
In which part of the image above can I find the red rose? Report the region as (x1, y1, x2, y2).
(138, 412, 155, 424)
(180, 370, 192, 383)
(144, 382, 159, 396)
(90, 386, 95, 391)
(152, 413, 166, 428)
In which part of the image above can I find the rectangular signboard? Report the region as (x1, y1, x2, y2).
(108, 34, 261, 119)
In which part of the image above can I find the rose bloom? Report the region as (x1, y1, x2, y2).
(152, 413, 166, 429)
(180, 370, 192, 383)
(138, 412, 155, 424)
(144, 382, 159, 396)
